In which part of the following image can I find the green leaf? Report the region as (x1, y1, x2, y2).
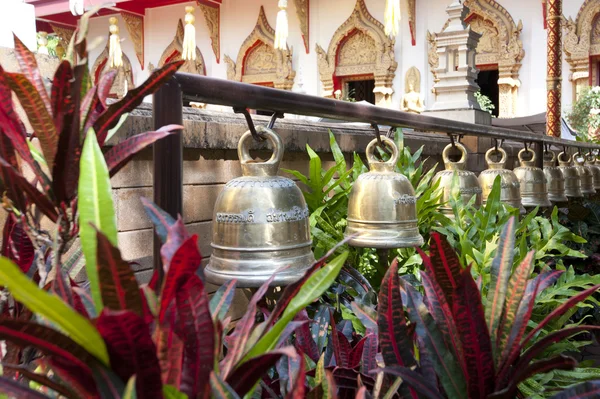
(123, 376, 137, 399)
(163, 385, 188, 399)
(0, 257, 109, 365)
(210, 372, 240, 399)
(26, 139, 48, 168)
(78, 129, 118, 312)
(104, 113, 129, 143)
(242, 251, 349, 361)
(485, 217, 516, 361)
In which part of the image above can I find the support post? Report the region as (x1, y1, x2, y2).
(546, 0, 562, 137)
(152, 76, 183, 285)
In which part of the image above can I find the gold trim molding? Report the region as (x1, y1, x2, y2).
(315, 0, 397, 107)
(429, 0, 524, 117)
(120, 12, 144, 70)
(564, 0, 600, 100)
(91, 36, 134, 99)
(225, 7, 296, 90)
(157, 19, 206, 75)
(408, 0, 416, 46)
(293, 0, 309, 53)
(198, 1, 220, 63)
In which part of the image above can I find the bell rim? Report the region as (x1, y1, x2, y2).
(204, 257, 315, 288)
(548, 195, 569, 203)
(210, 241, 313, 252)
(344, 234, 424, 249)
(521, 198, 553, 208)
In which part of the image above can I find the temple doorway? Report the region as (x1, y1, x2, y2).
(476, 67, 500, 117)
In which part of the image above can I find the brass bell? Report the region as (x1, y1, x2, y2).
(478, 147, 523, 209)
(513, 148, 552, 208)
(345, 137, 423, 248)
(584, 154, 600, 190)
(205, 126, 315, 287)
(543, 151, 568, 203)
(573, 152, 596, 196)
(432, 142, 482, 215)
(557, 152, 583, 198)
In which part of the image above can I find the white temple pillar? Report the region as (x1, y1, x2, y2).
(1, 0, 37, 50)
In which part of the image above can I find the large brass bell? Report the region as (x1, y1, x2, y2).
(585, 153, 600, 190)
(573, 152, 596, 196)
(478, 146, 522, 209)
(432, 143, 482, 215)
(513, 148, 552, 208)
(205, 126, 315, 287)
(543, 151, 568, 203)
(345, 137, 423, 248)
(558, 152, 583, 198)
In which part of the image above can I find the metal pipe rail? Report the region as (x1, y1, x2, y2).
(150, 73, 600, 280)
(173, 72, 600, 150)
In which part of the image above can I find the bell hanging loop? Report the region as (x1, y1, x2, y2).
(205, 126, 315, 287)
(433, 142, 482, 216)
(345, 137, 423, 249)
(478, 146, 523, 211)
(558, 151, 583, 198)
(513, 147, 552, 208)
(573, 152, 596, 196)
(543, 150, 568, 203)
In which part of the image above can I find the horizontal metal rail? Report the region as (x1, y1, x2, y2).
(174, 72, 600, 150)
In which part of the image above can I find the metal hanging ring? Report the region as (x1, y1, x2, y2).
(268, 112, 284, 130)
(449, 134, 457, 148)
(233, 107, 266, 142)
(371, 123, 391, 155)
(386, 126, 395, 139)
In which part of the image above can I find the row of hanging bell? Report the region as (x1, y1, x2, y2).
(556, 152, 600, 198)
(205, 130, 424, 288)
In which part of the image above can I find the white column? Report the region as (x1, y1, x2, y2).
(0, 0, 37, 50)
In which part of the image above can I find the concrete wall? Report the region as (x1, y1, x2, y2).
(82, 0, 588, 117)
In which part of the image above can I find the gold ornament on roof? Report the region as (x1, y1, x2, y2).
(108, 17, 123, 68)
(182, 6, 196, 61)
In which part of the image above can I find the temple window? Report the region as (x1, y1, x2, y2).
(344, 76, 376, 104)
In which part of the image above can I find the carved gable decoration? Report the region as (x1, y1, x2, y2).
(336, 31, 378, 72)
(158, 19, 206, 75)
(225, 7, 295, 90)
(564, 0, 600, 99)
(315, 0, 397, 107)
(91, 37, 134, 100)
(463, 0, 524, 73)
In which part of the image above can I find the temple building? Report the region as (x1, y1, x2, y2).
(6, 0, 600, 120)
